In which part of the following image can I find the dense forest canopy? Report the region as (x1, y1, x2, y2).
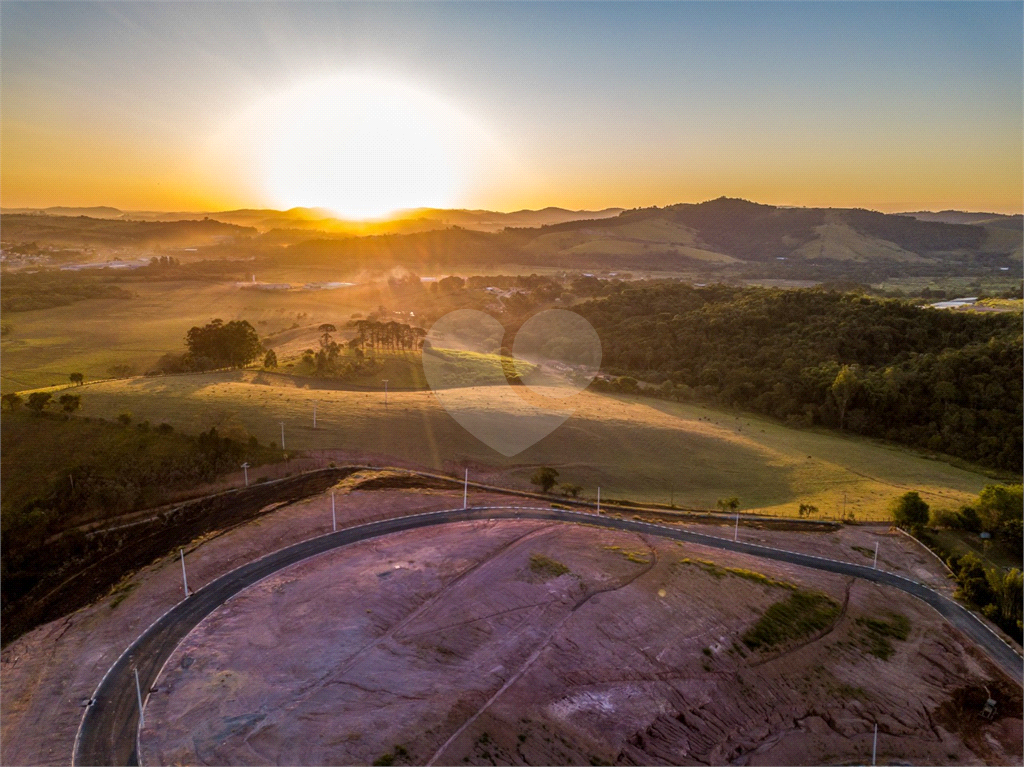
(576, 284, 1023, 472)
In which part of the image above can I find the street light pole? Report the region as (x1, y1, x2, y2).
(279, 421, 285, 450)
(134, 667, 145, 728)
(463, 469, 468, 509)
(734, 511, 740, 542)
(313, 400, 317, 430)
(597, 487, 600, 513)
(241, 462, 250, 487)
(871, 723, 878, 765)
(872, 541, 879, 569)
(382, 380, 389, 406)
(331, 490, 337, 532)
(180, 548, 190, 598)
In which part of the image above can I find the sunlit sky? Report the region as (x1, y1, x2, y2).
(2, 1, 1022, 216)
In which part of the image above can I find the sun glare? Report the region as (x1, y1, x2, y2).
(245, 72, 483, 219)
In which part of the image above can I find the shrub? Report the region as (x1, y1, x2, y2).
(742, 591, 840, 650)
(529, 554, 570, 579)
(890, 491, 929, 532)
(530, 467, 559, 493)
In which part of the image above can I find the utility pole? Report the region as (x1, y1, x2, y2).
(871, 722, 878, 766)
(331, 490, 336, 532)
(872, 541, 879, 569)
(241, 462, 250, 487)
(134, 667, 145, 728)
(279, 421, 285, 450)
(382, 379, 389, 407)
(463, 469, 468, 509)
(180, 548, 190, 598)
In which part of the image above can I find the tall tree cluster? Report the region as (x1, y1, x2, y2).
(184, 319, 263, 369)
(348, 319, 426, 351)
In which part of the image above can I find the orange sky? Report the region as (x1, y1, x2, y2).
(2, 3, 1021, 216)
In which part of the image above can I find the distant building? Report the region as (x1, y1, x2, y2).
(929, 297, 979, 310)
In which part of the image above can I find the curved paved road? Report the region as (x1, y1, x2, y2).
(73, 506, 1023, 766)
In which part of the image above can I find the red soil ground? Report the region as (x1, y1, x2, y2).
(2, 485, 1020, 766)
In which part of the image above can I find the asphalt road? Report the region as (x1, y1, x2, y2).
(73, 506, 1023, 766)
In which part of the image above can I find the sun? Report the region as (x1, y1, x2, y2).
(248, 72, 479, 219)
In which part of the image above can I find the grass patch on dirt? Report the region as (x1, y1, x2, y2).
(854, 612, 911, 660)
(676, 557, 797, 590)
(851, 545, 875, 559)
(529, 553, 571, 579)
(108, 578, 140, 610)
(742, 591, 841, 650)
(603, 545, 651, 565)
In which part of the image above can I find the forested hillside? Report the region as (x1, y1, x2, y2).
(577, 284, 1023, 472)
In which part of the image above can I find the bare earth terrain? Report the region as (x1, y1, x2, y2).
(138, 519, 1022, 766)
(2, 486, 1021, 767)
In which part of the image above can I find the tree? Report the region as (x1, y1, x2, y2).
(830, 365, 860, 430)
(717, 497, 740, 514)
(560, 483, 583, 498)
(2, 393, 23, 411)
(987, 567, 1023, 631)
(951, 553, 994, 605)
(185, 319, 263, 368)
(890, 491, 929, 531)
(798, 502, 818, 518)
(263, 349, 278, 369)
(976, 484, 1023, 533)
(58, 393, 81, 414)
(26, 392, 52, 415)
(69, 372, 84, 386)
(531, 467, 560, 493)
(318, 324, 337, 350)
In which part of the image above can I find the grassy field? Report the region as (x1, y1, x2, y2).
(33, 369, 1000, 520)
(0, 279, 371, 393)
(286, 348, 537, 390)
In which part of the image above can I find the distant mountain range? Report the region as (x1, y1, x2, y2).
(2, 198, 1019, 281)
(0, 204, 624, 234)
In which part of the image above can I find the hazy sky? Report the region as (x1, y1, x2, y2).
(2, 1, 1021, 215)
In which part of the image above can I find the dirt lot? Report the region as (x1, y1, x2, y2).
(2, 486, 1021, 767)
(140, 521, 1021, 766)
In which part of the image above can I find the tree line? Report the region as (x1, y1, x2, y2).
(891, 485, 1023, 640)
(576, 283, 1023, 472)
(0, 413, 279, 621)
(348, 319, 426, 351)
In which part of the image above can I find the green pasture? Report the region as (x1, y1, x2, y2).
(41, 370, 996, 520)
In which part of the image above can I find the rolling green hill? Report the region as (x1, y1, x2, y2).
(29, 369, 995, 521)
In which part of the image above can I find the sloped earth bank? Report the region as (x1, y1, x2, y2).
(139, 521, 1022, 766)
